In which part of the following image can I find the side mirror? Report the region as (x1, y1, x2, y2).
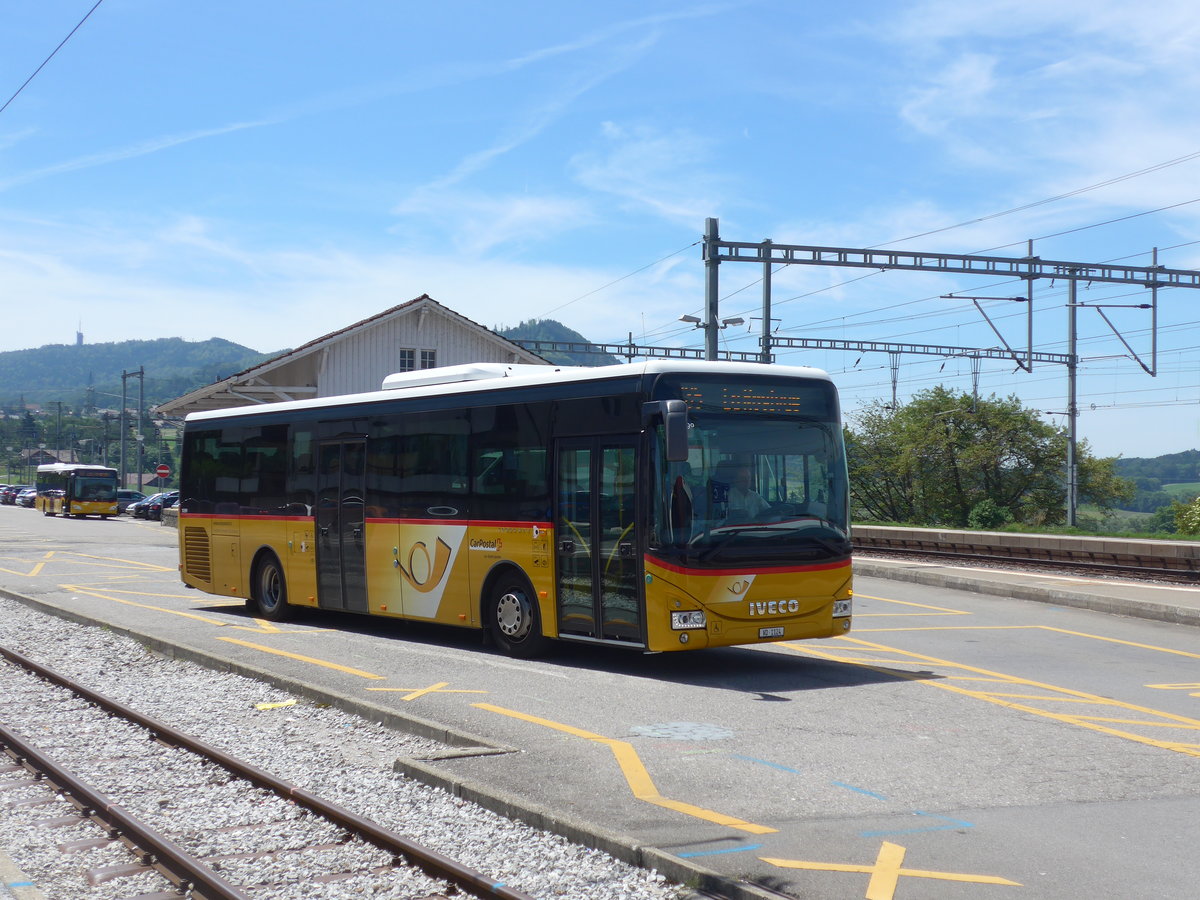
(644, 400, 689, 462)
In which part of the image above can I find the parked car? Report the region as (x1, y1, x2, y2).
(146, 491, 179, 521)
(2, 485, 32, 505)
(15, 487, 37, 508)
(129, 492, 164, 519)
(116, 489, 147, 514)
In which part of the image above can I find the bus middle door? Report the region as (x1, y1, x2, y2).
(315, 439, 368, 613)
(555, 438, 643, 645)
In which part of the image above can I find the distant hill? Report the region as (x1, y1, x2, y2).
(0, 338, 278, 412)
(499, 319, 623, 367)
(1114, 450, 1200, 513)
(1115, 450, 1200, 488)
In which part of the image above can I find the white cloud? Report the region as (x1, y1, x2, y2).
(0, 213, 701, 354)
(390, 192, 594, 255)
(571, 122, 730, 225)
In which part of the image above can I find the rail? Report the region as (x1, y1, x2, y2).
(0, 644, 535, 900)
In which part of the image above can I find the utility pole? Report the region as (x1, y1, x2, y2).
(137, 367, 145, 493)
(761, 239, 773, 364)
(120, 373, 127, 488)
(703, 217, 721, 360)
(1066, 280, 1079, 526)
(120, 366, 145, 490)
(54, 401, 62, 462)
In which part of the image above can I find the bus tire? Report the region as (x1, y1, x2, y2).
(252, 553, 293, 622)
(487, 571, 548, 659)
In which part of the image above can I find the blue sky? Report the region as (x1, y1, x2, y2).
(3, 1, 1200, 458)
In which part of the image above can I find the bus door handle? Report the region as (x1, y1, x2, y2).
(619, 541, 634, 558)
(559, 539, 575, 554)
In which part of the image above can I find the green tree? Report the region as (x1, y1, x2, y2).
(1173, 498, 1200, 535)
(846, 387, 1133, 527)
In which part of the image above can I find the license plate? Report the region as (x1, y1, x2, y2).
(833, 599, 852, 617)
(758, 626, 785, 639)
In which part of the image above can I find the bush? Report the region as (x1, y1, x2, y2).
(1174, 499, 1200, 535)
(967, 499, 1014, 530)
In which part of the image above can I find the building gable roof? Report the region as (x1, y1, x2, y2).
(156, 295, 547, 416)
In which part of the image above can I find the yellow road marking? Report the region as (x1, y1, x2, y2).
(75, 553, 173, 571)
(783, 636, 1200, 757)
(217, 637, 384, 679)
(1070, 715, 1200, 729)
(763, 841, 1021, 899)
(228, 618, 330, 634)
(853, 594, 970, 615)
(367, 682, 488, 701)
(61, 585, 230, 625)
(1, 549, 172, 577)
(0, 550, 55, 577)
(1148, 682, 1200, 697)
(474, 703, 776, 835)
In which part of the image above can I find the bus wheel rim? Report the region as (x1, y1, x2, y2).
(496, 591, 530, 640)
(261, 567, 281, 610)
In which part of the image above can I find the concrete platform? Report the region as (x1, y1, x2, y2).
(855, 554, 1200, 628)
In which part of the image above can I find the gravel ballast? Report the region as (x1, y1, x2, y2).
(0, 594, 687, 900)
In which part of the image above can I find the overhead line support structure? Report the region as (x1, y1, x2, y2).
(700, 217, 1200, 526)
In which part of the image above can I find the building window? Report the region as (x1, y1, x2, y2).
(421, 349, 437, 369)
(397, 349, 415, 372)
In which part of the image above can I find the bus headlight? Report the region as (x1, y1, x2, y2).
(671, 610, 706, 630)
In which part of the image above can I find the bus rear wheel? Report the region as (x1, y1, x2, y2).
(253, 554, 293, 622)
(488, 573, 548, 659)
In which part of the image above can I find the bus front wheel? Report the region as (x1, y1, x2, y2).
(253, 554, 294, 622)
(488, 573, 548, 659)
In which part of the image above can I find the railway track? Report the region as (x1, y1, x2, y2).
(852, 525, 1200, 583)
(0, 643, 534, 900)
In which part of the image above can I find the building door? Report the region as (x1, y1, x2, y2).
(555, 438, 643, 644)
(315, 439, 367, 612)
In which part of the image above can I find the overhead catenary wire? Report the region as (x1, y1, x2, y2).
(0, 1, 106, 117)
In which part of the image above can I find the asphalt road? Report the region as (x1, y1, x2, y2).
(0, 504, 1197, 900)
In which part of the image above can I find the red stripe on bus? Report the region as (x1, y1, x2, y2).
(645, 554, 851, 577)
(179, 512, 553, 529)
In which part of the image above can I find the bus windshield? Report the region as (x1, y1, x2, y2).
(650, 376, 850, 567)
(73, 474, 118, 502)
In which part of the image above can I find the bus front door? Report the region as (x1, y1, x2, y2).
(555, 438, 643, 645)
(315, 439, 368, 613)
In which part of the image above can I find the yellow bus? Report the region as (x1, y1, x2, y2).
(36, 463, 120, 518)
(178, 361, 852, 657)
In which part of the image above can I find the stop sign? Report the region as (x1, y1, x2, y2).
(155, 464, 171, 478)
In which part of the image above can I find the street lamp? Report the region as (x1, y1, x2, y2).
(678, 315, 746, 359)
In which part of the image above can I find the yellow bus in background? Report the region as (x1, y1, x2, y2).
(36, 463, 119, 518)
(177, 361, 852, 657)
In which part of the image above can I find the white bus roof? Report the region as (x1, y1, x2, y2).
(184, 360, 834, 423)
(36, 463, 117, 473)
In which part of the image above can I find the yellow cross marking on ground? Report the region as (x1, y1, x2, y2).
(367, 682, 489, 701)
(475, 703, 775, 835)
(231, 618, 330, 634)
(0, 550, 56, 577)
(762, 841, 1021, 899)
